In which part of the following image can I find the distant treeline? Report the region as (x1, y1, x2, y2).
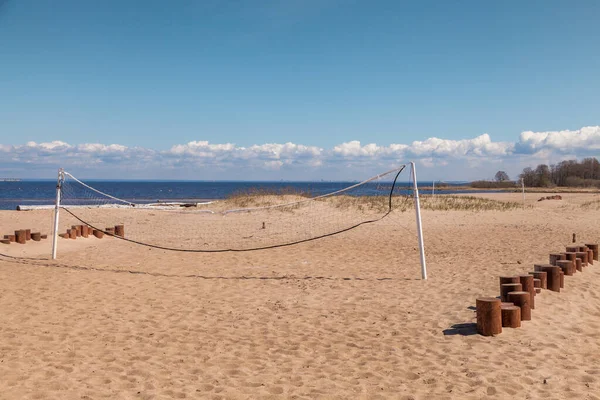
(470, 180, 517, 189)
(520, 157, 600, 188)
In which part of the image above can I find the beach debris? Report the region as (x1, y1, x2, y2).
(537, 195, 562, 201)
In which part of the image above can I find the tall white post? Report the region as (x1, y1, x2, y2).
(51, 168, 63, 260)
(410, 162, 427, 280)
(432, 180, 435, 199)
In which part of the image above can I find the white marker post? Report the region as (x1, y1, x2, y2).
(51, 168, 63, 260)
(521, 178, 525, 209)
(411, 162, 427, 280)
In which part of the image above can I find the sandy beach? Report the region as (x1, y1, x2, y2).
(1, 192, 600, 399)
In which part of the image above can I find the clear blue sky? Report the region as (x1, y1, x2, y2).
(1, 0, 599, 149)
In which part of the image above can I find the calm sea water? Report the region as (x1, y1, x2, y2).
(0, 180, 478, 210)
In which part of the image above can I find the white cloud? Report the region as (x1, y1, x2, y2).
(1, 126, 599, 180)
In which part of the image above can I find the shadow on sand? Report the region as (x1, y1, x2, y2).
(442, 323, 478, 336)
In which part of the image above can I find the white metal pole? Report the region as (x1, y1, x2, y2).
(51, 168, 63, 260)
(432, 180, 435, 199)
(411, 162, 427, 280)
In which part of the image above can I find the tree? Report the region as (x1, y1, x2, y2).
(494, 171, 510, 182)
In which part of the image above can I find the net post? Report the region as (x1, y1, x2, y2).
(51, 168, 63, 260)
(410, 162, 427, 280)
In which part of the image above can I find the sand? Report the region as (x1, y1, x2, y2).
(1, 192, 600, 399)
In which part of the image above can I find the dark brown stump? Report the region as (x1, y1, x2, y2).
(539, 265, 561, 292)
(114, 224, 125, 237)
(69, 228, 77, 239)
(584, 243, 598, 261)
(518, 275, 535, 309)
(499, 276, 519, 294)
(559, 271, 564, 288)
(566, 245, 579, 253)
(507, 291, 531, 321)
(25, 229, 31, 241)
(576, 258, 582, 272)
(60, 233, 69, 239)
(0, 239, 10, 245)
(501, 283, 523, 302)
(15, 230, 26, 244)
(41, 234, 47, 239)
(81, 226, 89, 238)
(533, 278, 541, 288)
(31, 232, 41, 242)
(549, 253, 566, 265)
(563, 252, 577, 273)
(4, 234, 15, 242)
(476, 297, 502, 336)
(587, 249, 594, 265)
(529, 271, 547, 289)
(72, 225, 81, 237)
(93, 229, 104, 239)
(579, 245, 589, 253)
(105, 227, 115, 237)
(535, 288, 541, 294)
(576, 251, 588, 267)
(501, 304, 521, 328)
(556, 260, 573, 276)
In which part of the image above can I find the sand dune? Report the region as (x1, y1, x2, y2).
(1, 193, 600, 399)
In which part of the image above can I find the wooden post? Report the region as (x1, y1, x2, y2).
(559, 271, 564, 288)
(93, 229, 104, 239)
(501, 304, 521, 328)
(60, 233, 69, 239)
(584, 243, 598, 261)
(566, 245, 579, 253)
(501, 283, 522, 302)
(508, 291, 531, 321)
(575, 258, 582, 272)
(529, 271, 547, 289)
(114, 224, 125, 237)
(556, 260, 573, 276)
(549, 253, 566, 265)
(563, 252, 577, 273)
(41, 234, 47, 239)
(105, 227, 115, 238)
(539, 265, 561, 292)
(81, 226, 89, 238)
(578, 245, 589, 253)
(499, 276, 519, 294)
(4, 234, 15, 243)
(576, 251, 588, 267)
(25, 229, 31, 241)
(476, 297, 502, 336)
(587, 249, 594, 265)
(31, 232, 41, 242)
(573, 233, 577, 243)
(15, 230, 26, 244)
(519, 275, 535, 309)
(69, 228, 77, 239)
(0, 239, 9, 245)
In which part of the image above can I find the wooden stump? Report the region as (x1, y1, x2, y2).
(15, 230, 26, 244)
(114, 224, 125, 237)
(563, 252, 577, 273)
(529, 271, 548, 289)
(576, 251, 588, 267)
(533, 278, 541, 288)
(93, 229, 104, 239)
(549, 253, 566, 265)
(0, 239, 10, 245)
(105, 227, 115, 238)
(69, 228, 77, 239)
(535, 288, 541, 294)
(518, 275, 535, 309)
(507, 291, 531, 321)
(501, 304, 521, 328)
(41, 234, 47, 239)
(587, 249, 594, 265)
(31, 232, 41, 242)
(4, 234, 15, 242)
(72, 225, 81, 237)
(584, 243, 598, 261)
(25, 229, 31, 241)
(576, 258, 582, 272)
(539, 265, 561, 292)
(556, 260, 573, 276)
(566, 245, 579, 253)
(476, 297, 502, 336)
(501, 283, 522, 302)
(60, 233, 69, 239)
(578, 245, 589, 253)
(559, 271, 564, 288)
(81, 226, 88, 238)
(499, 276, 519, 294)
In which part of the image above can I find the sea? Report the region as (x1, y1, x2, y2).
(0, 180, 482, 211)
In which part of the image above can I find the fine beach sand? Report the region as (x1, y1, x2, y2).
(1, 192, 600, 399)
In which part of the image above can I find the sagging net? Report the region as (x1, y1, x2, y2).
(57, 166, 407, 252)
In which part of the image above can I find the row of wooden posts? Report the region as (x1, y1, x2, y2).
(1, 229, 47, 245)
(477, 242, 599, 336)
(59, 224, 125, 240)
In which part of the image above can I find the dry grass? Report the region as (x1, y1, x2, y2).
(580, 199, 600, 210)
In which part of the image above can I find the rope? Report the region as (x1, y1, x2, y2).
(60, 165, 406, 253)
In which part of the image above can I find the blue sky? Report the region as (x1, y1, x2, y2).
(0, 0, 599, 180)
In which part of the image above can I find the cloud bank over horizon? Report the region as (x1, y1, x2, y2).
(1, 126, 599, 181)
